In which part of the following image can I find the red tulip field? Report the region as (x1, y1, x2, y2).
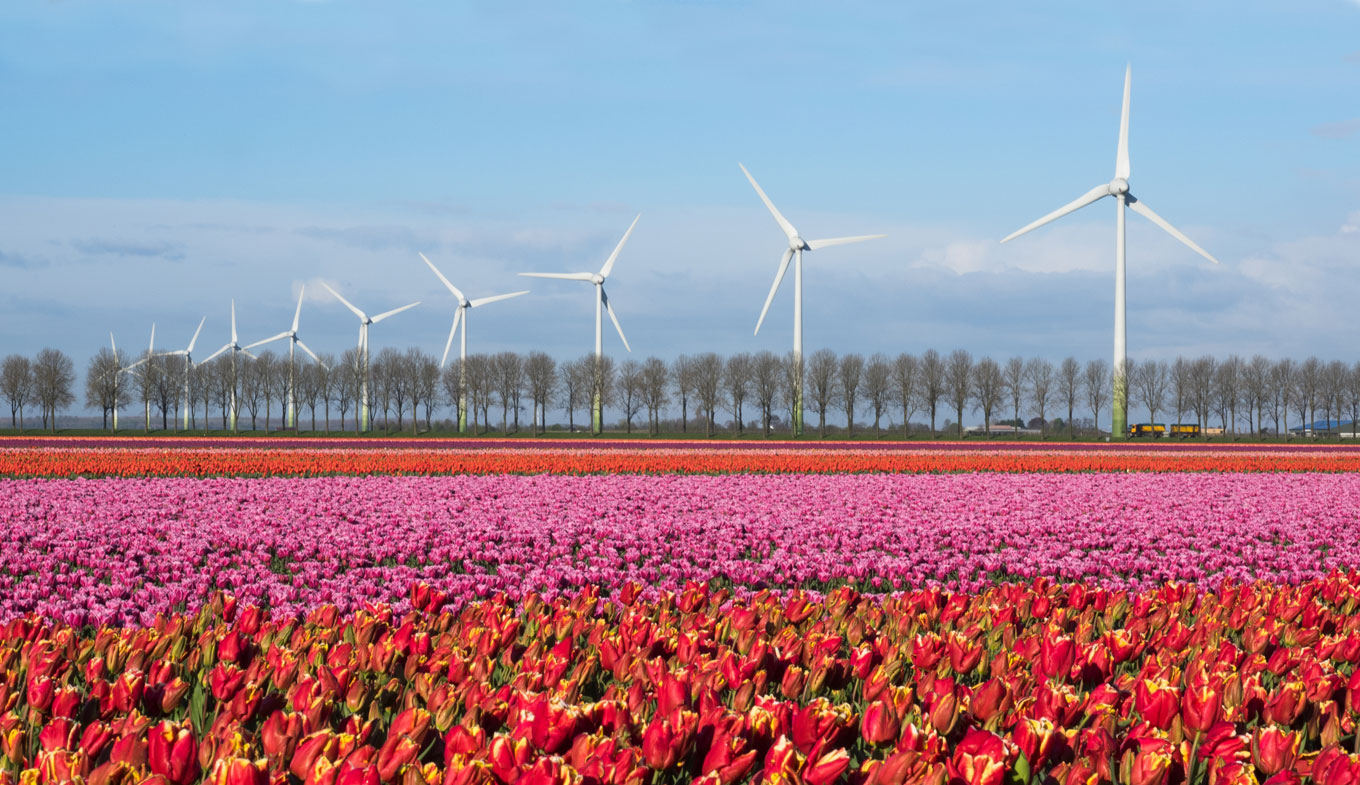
(1, 438, 1359, 785)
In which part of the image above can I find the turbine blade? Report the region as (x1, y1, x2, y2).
(1127, 195, 1219, 264)
(245, 332, 290, 350)
(371, 301, 420, 323)
(321, 283, 367, 321)
(188, 316, 205, 353)
(1116, 64, 1132, 179)
(292, 287, 305, 332)
(518, 272, 596, 281)
(469, 291, 529, 308)
(110, 332, 117, 355)
(149, 323, 156, 352)
(419, 252, 466, 301)
(202, 344, 232, 363)
(1001, 184, 1112, 243)
(295, 338, 322, 365)
(754, 248, 795, 336)
(231, 301, 238, 343)
(739, 163, 799, 241)
(599, 214, 640, 279)
(601, 288, 631, 352)
(240, 348, 258, 361)
(806, 234, 887, 250)
(441, 308, 463, 368)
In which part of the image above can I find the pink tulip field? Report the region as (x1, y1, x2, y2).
(7, 471, 1359, 626)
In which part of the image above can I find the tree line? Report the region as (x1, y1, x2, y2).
(3, 346, 1359, 437)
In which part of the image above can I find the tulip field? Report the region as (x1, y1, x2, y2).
(3, 439, 1360, 785)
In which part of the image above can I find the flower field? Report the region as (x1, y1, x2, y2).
(2, 439, 1359, 783)
(6, 441, 1360, 477)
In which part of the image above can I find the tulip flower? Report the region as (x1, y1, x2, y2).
(1252, 726, 1300, 776)
(948, 728, 1011, 785)
(148, 721, 200, 785)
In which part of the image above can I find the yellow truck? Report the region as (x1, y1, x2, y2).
(1128, 423, 1168, 438)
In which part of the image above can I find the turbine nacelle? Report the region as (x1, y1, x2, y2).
(1108, 178, 1130, 196)
(592, 274, 605, 285)
(789, 236, 808, 251)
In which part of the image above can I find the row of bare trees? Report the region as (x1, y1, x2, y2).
(8, 346, 1360, 437)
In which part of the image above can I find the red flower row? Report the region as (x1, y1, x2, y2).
(4, 445, 1360, 476)
(3, 575, 1360, 784)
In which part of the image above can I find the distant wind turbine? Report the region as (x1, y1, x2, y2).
(161, 317, 206, 431)
(124, 324, 159, 432)
(246, 287, 325, 430)
(519, 214, 639, 435)
(741, 163, 886, 437)
(321, 283, 420, 433)
(999, 65, 1219, 439)
(201, 301, 258, 434)
(419, 252, 528, 434)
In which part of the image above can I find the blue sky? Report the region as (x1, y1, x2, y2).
(1, 2, 1358, 416)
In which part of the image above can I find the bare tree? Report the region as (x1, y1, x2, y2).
(1084, 359, 1109, 435)
(1025, 358, 1055, 436)
(1131, 359, 1169, 429)
(1057, 357, 1083, 435)
(641, 357, 670, 436)
(863, 354, 891, 437)
(1241, 355, 1271, 436)
(751, 351, 782, 437)
(1189, 356, 1217, 432)
(85, 349, 126, 432)
(492, 352, 523, 435)
(134, 348, 158, 432)
(315, 354, 336, 433)
(560, 357, 587, 433)
(411, 349, 440, 433)
(590, 355, 616, 434)
(838, 353, 865, 436)
(782, 353, 802, 435)
(335, 348, 361, 434)
(692, 352, 724, 437)
(466, 353, 497, 434)
(918, 349, 945, 436)
(238, 355, 266, 432)
(1, 355, 33, 431)
(723, 353, 754, 434)
(1298, 356, 1321, 434)
(1323, 361, 1348, 435)
(1170, 357, 1191, 428)
(806, 349, 839, 438)
(615, 359, 645, 434)
(671, 355, 696, 434)
(891, 353, 919, 437)
(1001, 357, 1026, 434)
(1272, 358, 1295, 436)
(32, 349, 75, 434)
(440, 361, 465, 433)
(525, 351, 557, 435)
(971, 357, 1003, 434)
(943, 349, 973, 437)
(1349, 363, 1360, 439)
(210, 354, 238, 431)
(152, 354, 178, 431)
(1213, 355, 1241, 433)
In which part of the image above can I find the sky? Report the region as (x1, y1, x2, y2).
(1, 1, 1358, 420)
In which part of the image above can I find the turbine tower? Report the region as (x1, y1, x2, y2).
(419, 252, 528, 434)
(321, 283, 420, 433)
(201, 301, 258, 434)
(741, 163, 886, 437)
(106, 332, 144, 432)
(161, 317, 206, 431)
(520, 214, 639, 436)
(246, 287, 325, 430)
(1000, 65, 1219, 439)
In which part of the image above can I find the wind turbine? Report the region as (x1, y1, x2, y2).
(741, 163, 886, 437)
(201, 301, 258, 434)
(161, 317, 206, 431)
(419, 252, 528, 434)
(519, 214, 639, 435)
(246, 287, 325, 431)
(999, 65, 1219, 439)
(105, 332, 143, 432)
(320, 283, 420, 433)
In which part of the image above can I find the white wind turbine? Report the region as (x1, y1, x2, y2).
(246, 287, 325, 431)
(201, 301, 257, 433)
(741, 163, 886, 437)
(519, 214, 638, 435)
(999, 65, 1219, 439)
(320, 283, 420, 433)
(105, 331, 144, 432)
(419, 252, 528, 434)
(161, 317, 206, 431)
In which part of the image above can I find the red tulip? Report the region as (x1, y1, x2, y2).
(700, 726, 757, 785)
(148, 721, 200, 785)
(804, 748, 851, 785)
(1039, 634, 1076, 682)
(487, 734, 531, 784)
(1182, 682, 1222, 733)
(1265, 680, 1307, 726)
(1014, 716, 1060, 772)
(376, 734, 421, 784)
(207, 757, 269, 785)
(1119, 737, 1173, 785)
(970, 679, 1011, 724)
(948, 728, 1011, 785)
(862, 698, 901, 746)
(1133, 679, 1180, 731)
(1313, 747, 1360, 785)
(26, 674, 54, 713)
(641, 710, 695, 770)
(1252, 726, 1300, 776)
